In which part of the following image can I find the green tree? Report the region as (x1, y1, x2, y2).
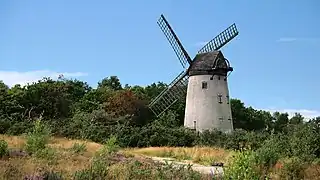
(273, 112, 289, 132)
(98, 76, 122, 90)
(289, 113, 304, 125)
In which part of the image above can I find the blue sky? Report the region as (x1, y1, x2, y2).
(1, 0, 320, 118)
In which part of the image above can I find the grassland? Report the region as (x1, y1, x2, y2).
(0, 134, 224, 179)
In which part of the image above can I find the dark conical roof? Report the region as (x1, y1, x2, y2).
(188, 50, 233, 76)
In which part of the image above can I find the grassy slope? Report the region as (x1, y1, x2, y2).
(0, 134, 103, 179)
(0, 134, 228, 179)
(2, 134, 320, 179)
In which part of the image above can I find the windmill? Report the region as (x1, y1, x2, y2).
(149, 14, 239, 133)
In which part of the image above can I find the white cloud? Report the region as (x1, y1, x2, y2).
(277, 37, 319, 43)
(0, 70, 88, 87)
(260, 108, 320, 120)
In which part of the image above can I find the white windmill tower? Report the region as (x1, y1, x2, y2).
(149, 14, 239, 133)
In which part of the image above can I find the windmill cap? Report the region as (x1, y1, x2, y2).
(188, 50, 232, 76)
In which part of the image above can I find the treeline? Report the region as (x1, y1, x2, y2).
(0, 76, 319, 147)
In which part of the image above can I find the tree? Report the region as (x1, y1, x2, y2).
(144, 82, 167, 100)
(230, 99, 248, 130)
(230, 99, 272, 131)
(0, 81, 8, 94)
(98, 76, 122, 90)
(273, 112, 289, 132)
(289, 113, 304, 125)
(104, 89, 151, 126)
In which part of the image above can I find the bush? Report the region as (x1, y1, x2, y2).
(278, 157, 307, 180)
(287, 124, 320, 162)
(74, 135, 118, 180)
(0, 117, 11, 134)
(73, 158, 109, 180)
(195, 129, 227, 147)
(224, 150, 262, 180)
(224, 129, 248, 150)
(254, 134, 289, 168)
(24, 119, 51, 154)
(0, 139, 9, 157)
(96, 135, 120, 157)
(6, 121, 33, 135)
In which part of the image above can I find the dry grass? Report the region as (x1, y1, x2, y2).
(0, 134, 103, 179)
(123, 146, 233, 166)
(0, 134, 102, 152)
(0, 135, 211, 179)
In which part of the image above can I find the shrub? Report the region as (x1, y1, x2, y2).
(0, 139, 9, 157)
(130, 121, 197, 147)
(278, 157, 307, 180)
(254, 133, 290, 168)
(224, 129, 248, 150)
(73, 158, 109, 180)
(24, 119, 51, 154)
(96, 135, 120, 157)
(6, 120, 33, 135)
(195, 129, 227, 147)
(287, 124, 320, 162)
(243, 131, 269, 150)
(0, 117, 11, 134)
(224, 150, 262, 180)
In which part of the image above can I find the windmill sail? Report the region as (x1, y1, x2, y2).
(148, 70, 188, 117)
(157, 14, 192, 68)
(198, 23, 239, 54)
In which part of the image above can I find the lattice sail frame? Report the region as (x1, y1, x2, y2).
(157, 15, 192, 68)
(198, 23, 239, 54)
(149, 70, 188, 117)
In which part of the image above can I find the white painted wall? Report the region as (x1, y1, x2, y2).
(184, 74, 233, 133)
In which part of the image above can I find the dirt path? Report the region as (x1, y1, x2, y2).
(149, 156, 224, 176)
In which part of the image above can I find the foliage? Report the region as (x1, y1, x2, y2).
(254, 134, 289, 168)
(224, 150, 262, 180)
(73, 158, 109, 180)
(286, 123, 320, 161)
(0, 139, 9, 157)
(278, 157, 307, 180)
(24, 119, 51, 154)
(96, 135, 120, 157)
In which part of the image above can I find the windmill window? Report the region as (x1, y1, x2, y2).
(202, 81, 208, 89)
(226, 95, 230, 104)
(219, 117, 224, 123)
(193, 121, 197, 130)
(217, 94, 223, 104)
